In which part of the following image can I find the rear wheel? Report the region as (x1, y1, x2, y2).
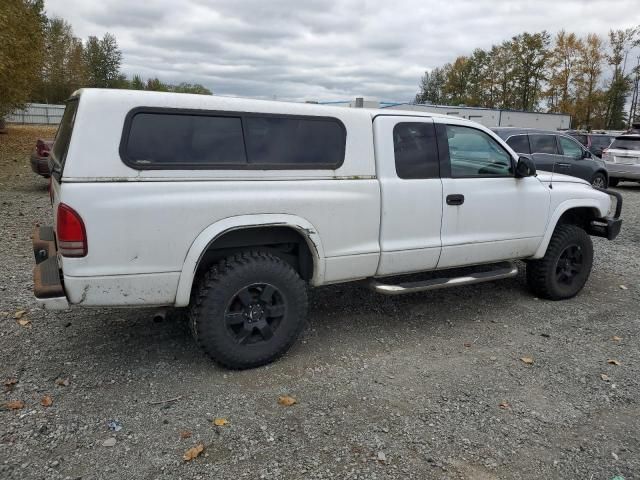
(608, 178, 619, 187)
(189, 251, 308, 369)
(526, 225, 593, 300)
(591, 172, 607, 189)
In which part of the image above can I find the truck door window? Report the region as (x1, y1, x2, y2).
(393, 122, 439, 179)
(446, 125, 512, 177)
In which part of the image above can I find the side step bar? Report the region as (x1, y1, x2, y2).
(370, 262, 518, 296)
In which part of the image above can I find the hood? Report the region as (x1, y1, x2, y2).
(535, 171, 590, 186)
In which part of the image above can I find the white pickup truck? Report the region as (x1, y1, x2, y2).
(33, 89, 622, 369)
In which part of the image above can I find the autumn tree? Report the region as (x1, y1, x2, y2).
(510, 32, 550, 111)
(0, 0, 45, 119)
(34, 17, 87, 103)
(573, 34, 605, 128)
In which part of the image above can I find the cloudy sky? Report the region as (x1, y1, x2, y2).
(46, 0, 640, 102)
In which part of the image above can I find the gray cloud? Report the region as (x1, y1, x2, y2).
(46, 0, 640, 101)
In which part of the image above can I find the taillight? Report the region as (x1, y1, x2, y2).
(36, 142, 50, 157)
(56, 203, 87, 257)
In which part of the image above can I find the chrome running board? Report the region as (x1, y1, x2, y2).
(370, 262, 518, 296)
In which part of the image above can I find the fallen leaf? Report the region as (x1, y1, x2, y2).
(3, 378, 18, 391)
(183, 443, 204, 461)
(41, 395, 53, 407)
(55, 378, 70, 387)
(612, 336, 622, 342)
(103, 437, 117, 447)
(277, 395, 297, 406)
(14, 310, 27, 319)
(600, 374, 610, 382)
(463, 342, 472, 348)
(608, 359, 621, 366)
(16, 318, 31, 327)
(5, 400, 25, 410)
(179, 430, 192, 439)
(213, 418, 229, 427)
(499, 401, 510, 409)
(520, 357, 534, 365)
(619, 285, 628, 290)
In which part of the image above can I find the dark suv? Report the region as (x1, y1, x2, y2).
(492, 128, 609, 188)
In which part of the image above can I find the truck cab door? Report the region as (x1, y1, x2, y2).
(436, 119, 550, 269)
(373, 116, 443, 276)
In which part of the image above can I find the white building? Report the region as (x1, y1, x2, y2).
(318, 98, 571, 131)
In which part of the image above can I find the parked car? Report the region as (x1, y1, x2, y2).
(587, 134, 614, 158)
(30, 138, 54, 177)
(565, 131, 613, 158)
(492, 128, 610, 188)
(33, 89, 622, 369)
(602, 134, 640, 186)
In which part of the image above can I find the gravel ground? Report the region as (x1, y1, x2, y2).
(1, 125, 639, 480)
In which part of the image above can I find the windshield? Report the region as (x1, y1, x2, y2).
(610, 137, 640, 151)
(51, 99, 79, 170)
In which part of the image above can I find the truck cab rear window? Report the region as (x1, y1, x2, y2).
(393, 122, 439, 179)
(121, 109, 346, 169)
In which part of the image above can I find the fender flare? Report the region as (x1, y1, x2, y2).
(532, 198, 608, 259)
(174, 214, 325, 307)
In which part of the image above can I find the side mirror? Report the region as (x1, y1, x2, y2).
(582, 149, 592, 159)
(515, 156, 536, 178)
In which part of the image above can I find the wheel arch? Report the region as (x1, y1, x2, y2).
(532, 200, 606, 259)
(174, 215, 325, 307)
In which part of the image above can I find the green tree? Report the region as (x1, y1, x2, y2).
(83, 33, 123, 88)
(0, 0, 45, 119)
(130, 74, 145, 90)
(145, 77, 169, 91)
(170, 82, 212, 95)
(604, 28, 638, 129)
(415, 67, 446, 104)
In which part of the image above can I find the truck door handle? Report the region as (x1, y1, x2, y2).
(446, 194, 465, 206)
(556, 163, 571, 168)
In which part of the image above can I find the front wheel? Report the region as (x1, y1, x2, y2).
(189, 251, 308, 369)
(526, 225, 593, 300)
(591, 172, 607, 189)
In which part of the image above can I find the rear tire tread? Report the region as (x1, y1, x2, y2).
(189, 250, 307, 369)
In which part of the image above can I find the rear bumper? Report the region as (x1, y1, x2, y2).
(589, 188, 623, 240)
(605, 162, 640, 180)
(32, 226, 69, 310)
(30, 153, 50, 177)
